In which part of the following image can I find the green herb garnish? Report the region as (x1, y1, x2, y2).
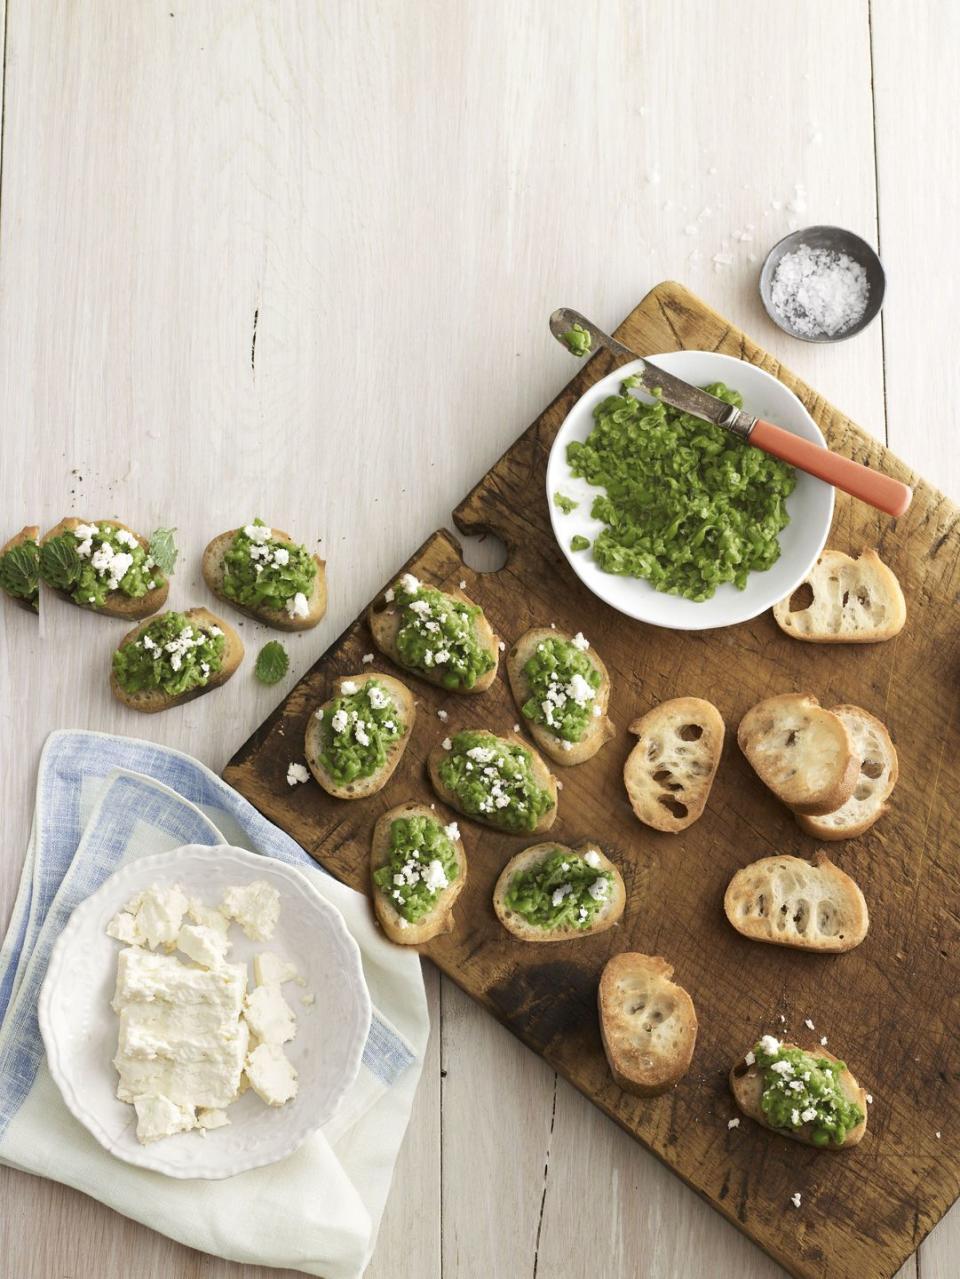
(255, 640, 289, 685)
(149, 527, 179, 575)
(39, 535, 81, 591)
(0, 540, 40, 610)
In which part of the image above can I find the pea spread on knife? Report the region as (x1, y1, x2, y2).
(504, 847, 612, 930)
(438, 730, 554, 832)
(373, 813, 460, 924)
(317, 679, 404, 784)
(113, 612, 225, 697)
(754, 1036, 864, 1147)
(566, 380, 796, 601)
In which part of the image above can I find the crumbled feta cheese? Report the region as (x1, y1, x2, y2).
(361, 652, 374, 664)
(759, 1034, 781, 1056)
(272, 547, 290, 567)
(458, 579, 466, 589)
(254, 952, 299, 987)
(820, 1035, 828, 1046)
(804, 1018, 815, 1030)
(367, 684, 391, 710)
(571, 631, 589, 650)
(498, 640, 506, 651)
(744, 1050, 756, 1066)
(727, 1118, 740, 1129)
(800, 1107, 818, 1123)
(176, 923, 231, 969)
(244, 523, 272, 542)
(340, 680, 359, 694)
(384, 587, 395, 603)
(588, 878, 608, 901)
(866, 1094, 873, 1105)
(441, 737, 452, 751)
(791, 1192, 802, 1209)
(244, 984, 297, 1045)
(286, 762, 310, 787)
(423, 859, 449, 892)
(583, 850, 601, 869)
(221, 881, 280, 942)
(400, 572, 420, 593)
(436, 708, 448, 722)
(551, 884, 572, 908)
(286, 591, 309, 619)
(331, 708, 349, 733)
(245, 1043, 298, 1106)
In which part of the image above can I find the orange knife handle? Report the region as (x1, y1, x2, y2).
(749, 418, 912, 518)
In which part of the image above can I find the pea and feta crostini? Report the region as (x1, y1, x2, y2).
(110, 607, 243, 712)
(0, 525, 40, 613)
(40, 518, 169, 618)
(304, 672, 416, 799)
(493, 842, 624, 942)
(367, 572, 499, 694)
(506, 628, 615, 767)
(202, 519, 326, 631)
(427, 729, 557, 834)
(370, 802, 467, 944)
(730, 1035, 868, 1149)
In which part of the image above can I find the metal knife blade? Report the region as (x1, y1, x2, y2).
(548, 307, 755, 438)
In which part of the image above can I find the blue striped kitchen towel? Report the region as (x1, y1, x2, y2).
(0, 730, 428, 1279)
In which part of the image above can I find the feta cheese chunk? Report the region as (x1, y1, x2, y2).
(244, 984, 297, 1045)
(111, 883, 190, 950)
(221, 880, 280, 941)
(176, 923, 231, 970)
(133, 1094, 197, 1143)
(253, 952, 299, 987)
(197, 1107, 230, 1130)
(186, 898, 230, 938)
(245, 1043, 299, 1106)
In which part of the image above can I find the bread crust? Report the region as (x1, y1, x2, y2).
(598, 954, 698, 1096)
(202, 527, 327, 632)
(505, 628, 615, 766)
(42, 518, 169, 619)
(738, 693, 858, 816)
(1, 525, 39, 612)
(492, 842, 625, 942)
(624, 697, 724, 832)
(724, 851, 869, 952)
(729, 1041, 868, 1148)
(773, 549, 906, 644)
(370, 801, 467, 945)
(304, 672, 416, 800)
(796, 705, 898, 841)
(110, 607, 243, 713)
(426, 727, 558, 833)
(367, 581, 499, 693)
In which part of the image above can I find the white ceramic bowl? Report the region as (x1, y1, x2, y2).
(38, 844, 372, 1179)
(546, 351, 834, 630)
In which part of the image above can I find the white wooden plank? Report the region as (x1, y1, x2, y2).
(872, 3, 960, 1275)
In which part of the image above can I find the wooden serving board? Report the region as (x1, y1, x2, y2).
(225, 282, 960, 1279)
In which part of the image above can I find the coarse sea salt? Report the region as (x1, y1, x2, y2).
(771, 244, 869, 338)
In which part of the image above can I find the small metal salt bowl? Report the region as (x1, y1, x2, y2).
(759, 225, 886, 343)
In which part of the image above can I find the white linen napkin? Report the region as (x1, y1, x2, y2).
(0, 730, 429, 1279)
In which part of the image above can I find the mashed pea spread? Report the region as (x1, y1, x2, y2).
(373, 813, 460, 924)
(392, 574, 495, 691)
(755, 1036, 864, 1147)
(521, 633, 600, 745)
(438, 731, 554, 832)
(553, 491, 579, 514)
(318, 679, 403, 784)
(44, 522, 162, 607)
(561, 323, 592, 357)
(504, 847, 612, 930)
(566, 382, 796, 601)
(113, 613, 225, 697)
(222, 520, 316, 619)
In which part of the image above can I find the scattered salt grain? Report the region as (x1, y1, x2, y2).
(684, 224, 699, 237)
(712, 251, 734, 272)
(770, 244, 869, 338)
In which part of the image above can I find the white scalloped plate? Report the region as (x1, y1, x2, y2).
(38, 844, 372, 1179)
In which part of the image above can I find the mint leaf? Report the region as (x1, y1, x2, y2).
(255, 640, 289, 685)
(148, 527, 178, 575)
(39, 535, 81, 590)
(0, 541, 40, 609)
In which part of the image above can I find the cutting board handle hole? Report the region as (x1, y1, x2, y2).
(453, 527, 508, 574)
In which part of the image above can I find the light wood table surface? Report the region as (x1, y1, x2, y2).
(0, 3, 955, 1276)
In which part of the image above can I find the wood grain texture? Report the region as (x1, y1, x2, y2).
(226, 282, 960, 1279)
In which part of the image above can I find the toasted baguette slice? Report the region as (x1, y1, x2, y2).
(371, 801, 467, 944)
(738, 693, 858, 816)
(724, 851, 868, 952)
(730, 1042, 868, 1148)
(624, 697, 724, 832)
(796, 705, 898, 841)
(0, 525, 40, 613)
(304, 672, 416, 799)
(427, 728, 558, 833)
(493, 842, 625, 942)
(202, 527, 326, 631)
(598, 954, 698, 1096)
(368, 580, 499, 693)
(42, 518, 169, 619)
(773, 549, 906, 643)
(506, 628, 615, 766)
(110, 607, 243, 713)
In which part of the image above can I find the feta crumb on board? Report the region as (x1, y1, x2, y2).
(791, 1192, 802, 1209)
(727, 1118, 740, 1129)
(361, 652, 374, 664)
(286, 762, 310, 787)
